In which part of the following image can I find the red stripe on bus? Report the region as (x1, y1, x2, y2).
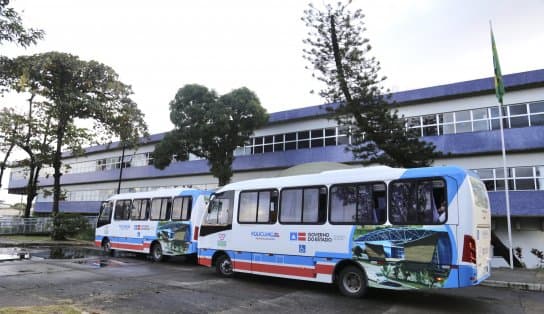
(250, 262, 316, 278)
(112, 242, 145, 251)
(94, 241, 102, 247)
(234, 260, 251, 271)
(315, 264, 334, 275)
(199, 257, 212, 267)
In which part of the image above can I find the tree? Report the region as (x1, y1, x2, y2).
(0, 0, 44, 189)
(0, 101, 55, 218)
(153, 84, 268, 186)
(0, 0, 44, 48)
(5, 52, 148, 234)
(302, 1, 440, 167)
(0, 107, 19, 191)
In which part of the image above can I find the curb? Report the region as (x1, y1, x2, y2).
(481, 280, 544, 292)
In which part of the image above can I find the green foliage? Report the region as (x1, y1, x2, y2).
(50, 213, 93, 241)
(0, 1, 44, 48)
(154, 84, 268, 186)
(3, 52, 149, 215)
(302, 1, 441, 167)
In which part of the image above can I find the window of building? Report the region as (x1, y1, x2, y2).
(171, 196, 192, 221)
(114, 199, 132, 220)
(238, 189, 278, 224)
(131, 199, 150, 220)
(280, 186, 327, 224)
(330, 182, 386, 224)
(150, 198, 171, 221)
(389, 179, 447, 225)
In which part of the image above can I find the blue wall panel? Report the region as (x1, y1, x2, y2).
(34, 201, 102, 214)
(489, 191, 544, 217)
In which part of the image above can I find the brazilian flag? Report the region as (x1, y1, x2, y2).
(490, 24, 505, 104)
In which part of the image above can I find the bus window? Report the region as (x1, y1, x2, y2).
(238, 189, 278, 224)
(205, 191, 234, 225)
(97, 201, 113, 227)
(330, 182, 386, 224)
(279, 186, 326, 224)
(470, 176, 490, 209)
(389, 179, 447, 225)
(131, 199, 150, 220)
(150, 198, 171, 221)
(172, 196, 192, 221)
(114, 200, 132, 221)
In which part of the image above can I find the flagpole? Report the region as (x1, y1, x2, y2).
(490, 21, 514, 269)
(497, 98, 514, 269)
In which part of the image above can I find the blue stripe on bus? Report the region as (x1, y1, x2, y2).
(458, 264, 478, 287)
(314, 251, 352, 259)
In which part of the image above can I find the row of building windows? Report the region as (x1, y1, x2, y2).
(472, 165, 544, 191)
(407, 101, 544, 136)
(235, 127, 349, 155)
(206, 179, 447, 226)
(11, 152, 155, 180)
(35, 183, 214, 202)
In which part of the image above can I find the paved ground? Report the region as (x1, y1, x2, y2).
(0, 248, 543, 314)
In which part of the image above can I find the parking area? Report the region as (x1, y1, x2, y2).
(0, 249, 543, 313)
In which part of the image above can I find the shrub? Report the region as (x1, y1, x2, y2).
(50, 213, 93, 240)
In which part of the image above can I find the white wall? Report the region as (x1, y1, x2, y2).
(493, 218, 544, 268)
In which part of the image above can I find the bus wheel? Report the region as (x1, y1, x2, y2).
(215, 254, 233, 277)
(337, 265, 368, 298)
(102, 239, 114, 256)
(150, 243, 164, 262)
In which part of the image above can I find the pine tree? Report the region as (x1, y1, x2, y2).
(302, 1, 440, 167)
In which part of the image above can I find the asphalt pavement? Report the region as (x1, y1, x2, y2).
(1, 236, 543, 292)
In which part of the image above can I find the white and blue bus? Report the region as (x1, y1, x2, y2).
(197, 166, 491, 297)
(95, 188, 212, 262)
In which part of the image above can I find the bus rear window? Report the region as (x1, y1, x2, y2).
(470, 176, 490, 209)
(389, 179, 447, 225)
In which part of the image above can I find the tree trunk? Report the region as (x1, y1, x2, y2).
(0, 143, 14, 189)
(329, 15, 353, 105)
(52, 122, 65, 215)
(23, 162, 36, 218)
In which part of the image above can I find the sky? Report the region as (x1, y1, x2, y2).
(1, 0, 544, 204)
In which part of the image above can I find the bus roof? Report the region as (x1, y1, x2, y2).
(216, 165, 470, 192)
(106, 188, 211, 201)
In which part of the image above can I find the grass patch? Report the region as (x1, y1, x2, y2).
(0, 235, 93, 245)
(1, 235, 51, 242)
(0, 305, 83, 314)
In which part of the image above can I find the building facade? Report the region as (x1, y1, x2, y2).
(8, 69, 544, 268)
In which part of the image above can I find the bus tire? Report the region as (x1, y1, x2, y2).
(215, 254, 234, 277)
(102, 239, 114, 256)
(337, 265, 368, 298)
(150, 242, 164, 262)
